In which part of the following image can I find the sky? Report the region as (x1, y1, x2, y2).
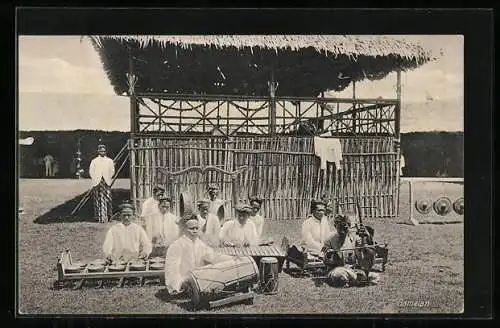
(18, 35, 463, 132)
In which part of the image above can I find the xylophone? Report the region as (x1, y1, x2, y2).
(215, 245, 287, 272)
(54, 250, 165, 290)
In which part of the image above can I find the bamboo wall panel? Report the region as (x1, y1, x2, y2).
(129, 136, 399, 219)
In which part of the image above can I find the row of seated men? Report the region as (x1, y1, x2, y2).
(103, 185, 266, 258)
(101, 203, 264, 293)
(102, 185, 376, 292)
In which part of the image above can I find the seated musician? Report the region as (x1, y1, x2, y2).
(152, 196, 179, 249)
(102, 202, 152, 262)
(248, 196, 265, 239)
(219, 203, 259, 247)
(207, 185, 224, 216)
(322, 213, 380, 287)
(322, 213, 357, 265)
(140, 185, 165, 225)
(164, 213, 234, 294)
(300, 200, 332, 253)
(196, 199, 221, 247)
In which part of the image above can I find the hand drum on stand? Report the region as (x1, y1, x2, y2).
(259, 257, 279, 295)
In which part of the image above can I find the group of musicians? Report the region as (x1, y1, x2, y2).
(101, 182, 379, 294)
(101, 185, 267, 293)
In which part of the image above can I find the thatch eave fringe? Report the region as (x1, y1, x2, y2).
(93, 35, 439, 61)
(88, 35, 440, 97)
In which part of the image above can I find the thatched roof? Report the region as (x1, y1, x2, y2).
(89, 35, 440, 97)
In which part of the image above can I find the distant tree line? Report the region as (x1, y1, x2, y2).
(18, 130, 463, 179)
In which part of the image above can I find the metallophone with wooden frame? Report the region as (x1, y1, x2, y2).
(54, 250, 165, 290)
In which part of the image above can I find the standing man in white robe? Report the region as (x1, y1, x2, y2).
(248, 196, 265, 240)
(102, 202, 152, 262)
(164, 213, 234, 294)
(89, 143, 115, 223)
(219, 203, 260, 247)
(301, 200, 332, 253)
(196, 199, 221, 247)
(140, 185, 165, 225)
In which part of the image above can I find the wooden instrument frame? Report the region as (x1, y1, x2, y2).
(55, 250, 164, 289)
(215, 245, 287, 272)
(157, 165, 248, 218)
(284, 243, 389, 274)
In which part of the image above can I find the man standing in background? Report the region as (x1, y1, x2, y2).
(89, 143, 115, 223)
(43, 154, 54, 177)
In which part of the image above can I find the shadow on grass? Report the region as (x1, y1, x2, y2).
(34, 188, 131, 224)
(154, 288, 195, 312)
(417, 221, 464, 225)
(154, 288, 254, 312)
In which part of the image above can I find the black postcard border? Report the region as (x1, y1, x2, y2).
(8, 7, 494, 326)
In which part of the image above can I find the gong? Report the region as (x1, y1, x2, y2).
(452, 197, 464, 215)
(433, 197, 452, 216)
(414, 199, 433, 215)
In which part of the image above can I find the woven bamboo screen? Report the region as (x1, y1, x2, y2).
(129, 136, 399, 219)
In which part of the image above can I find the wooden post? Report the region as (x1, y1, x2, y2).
(395, 69, 402, 217)
(231, 175, 238, 219)
(395, 70, 402, 140)
(268, 71, 277, 136)
(128, 49, 137, 135)
(128, 49, 137, 210)
(352, 81, 357, 134)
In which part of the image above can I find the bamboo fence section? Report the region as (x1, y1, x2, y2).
(129, 136, 399, 219)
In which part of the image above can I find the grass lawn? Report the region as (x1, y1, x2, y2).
(17, 179, 463, 315)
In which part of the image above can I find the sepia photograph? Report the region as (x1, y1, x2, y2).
(17, 34, 464, 315)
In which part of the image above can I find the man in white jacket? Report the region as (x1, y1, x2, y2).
(248, 196, 265, 240)
(219, 203, 260, 247)
(301, 200, 332, 253)
(196, 199, 221, 247)
(207, 185, 225, 217)
(140, 185, 165, 223)
(102, 202, 152, 262)
(89, 143, 115, 223)
(145, 196, 179, 256)
(164, 213, 234, 294)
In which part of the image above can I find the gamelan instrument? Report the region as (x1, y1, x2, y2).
(323, 243, 389, 272)
(215, 244, 287, 272)
(184, 256, 259, 310)
(258, 257, 279, 294)
(284, 245, 327, 274)
(282, 236, 389, 274)
(54, 249, 166, 290)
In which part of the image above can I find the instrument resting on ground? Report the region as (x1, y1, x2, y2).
(215, 245, 287, 272)
(284, 245, 327, 274)
(282, 236, 389, 275)
(185, 256, 259, 309)
(54, 249, 165, 290)
(259, 257, 279, 294)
